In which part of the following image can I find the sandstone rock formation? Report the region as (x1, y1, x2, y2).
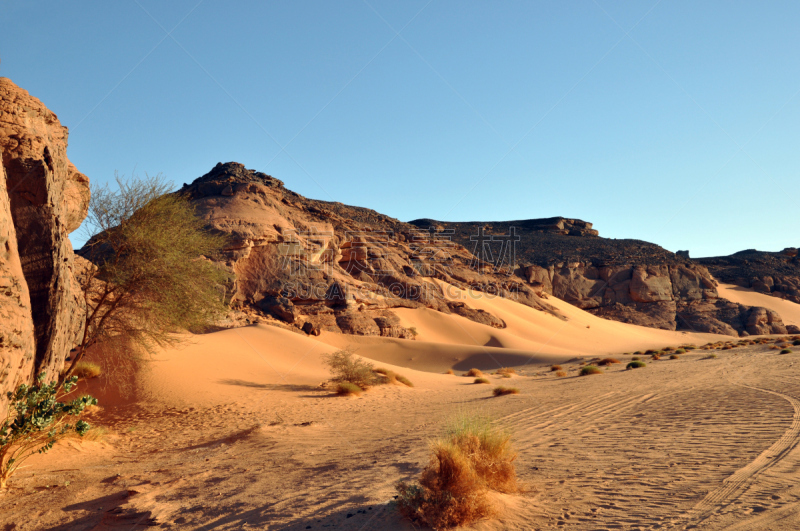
(0, 78, 89, 398)
(412, 219, 791, 337)
(179, 163, 556, 336)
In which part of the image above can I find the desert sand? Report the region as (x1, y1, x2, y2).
(3, 286, 800, 530)
(717, 283, 800, 328)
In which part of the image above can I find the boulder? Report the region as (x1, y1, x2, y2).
(258, 295, 298, 323)
(447, 301, 506, 329)
(786, 324, 800, 335)
(746, 307, 787, 336)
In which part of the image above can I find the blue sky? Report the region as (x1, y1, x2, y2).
(1, 0, 798, 256)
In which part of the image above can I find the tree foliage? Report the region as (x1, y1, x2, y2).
(62, 173, 230, 382)
(0, 375, 96, 491)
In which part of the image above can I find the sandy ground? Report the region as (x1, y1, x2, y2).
(3, 287, 800, 530)
(717, 283, 800, 327)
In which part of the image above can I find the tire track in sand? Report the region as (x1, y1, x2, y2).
(670, 384, 800, 529)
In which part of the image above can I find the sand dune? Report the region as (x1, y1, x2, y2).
(8, 288, 800, 530)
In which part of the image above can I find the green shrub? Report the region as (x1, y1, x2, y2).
(631, 356, 641, 361)
(323, 348, 377, 389)
(675, 348, 686, 354)
(474, 378, 490, 384)
(579, 365, 602, 376)
(669, 354, 679, 360)
(0, 375, 97, 490)
(793, 340, 800, 346)
(492, 386, 520, 396)
(780, 349, 792, 355)
(626, 361, 646, 369)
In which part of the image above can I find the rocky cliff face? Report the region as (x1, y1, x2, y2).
(410, 219, 789, 337)
(695, 249, 800, 304)
(0, 78, 89, 397)
(179, 163, 560, 336)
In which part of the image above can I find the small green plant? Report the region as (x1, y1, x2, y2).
(0, 374, 97, 491)
(73, 362, 102, 380)
(579, 365, 602, 376)
(474, 378, 490, 384)
(626, 361, 646, 369)
(780, 349, 792, 355)
(631, 356, 641, 361)
(492, 386, 520, 396)
(323, 348, 377, 389)
(675, 348, 686, 354)
(335, 382, 363, 396)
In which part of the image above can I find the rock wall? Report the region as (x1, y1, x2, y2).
(0, 77, 89, 397)
(695, 249, 800, 304)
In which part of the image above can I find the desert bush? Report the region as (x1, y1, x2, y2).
(703, 354, 718, 360)
(496, 368, 516, 378)
(675, 348, 686, 354)
(323, 348, 377, 389)
(631, 356, 641, 361)
(597, 358, 620, 366)
(794, 340, 800, 346)
(651, 354, 661, 360)
(465, 368, 483, 377)
(66, 174, 229, 383)
(550, 365, 562, 371)
(663, 346, 674, 351)
(474, 378, 490, 384)
(408, 326, 419, 338)
(626, 361, 646, 369)
(335, 382, 363, 396)
(0, 375, 96, 491)
(446, 369, 455, 375)
(492, 386, 520, 396)
(396, 414, 517, 528)
(555, 370, 567, 377)
(683, 345, 696, 350)
(73, 361, 102, 380)
(633, 351, 643, 355)
(669, 354, 679, 360)
(580, 365, 602, 376)
(780, 349, 792, 355)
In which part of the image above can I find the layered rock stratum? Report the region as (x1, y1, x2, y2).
(0, 77, 89, 398)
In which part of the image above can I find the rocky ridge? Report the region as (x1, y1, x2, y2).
(0, 77, 89, 399)
(695, 248, 800, 304)
(179, 162, 557, 337)
(409, 219, 790, 336)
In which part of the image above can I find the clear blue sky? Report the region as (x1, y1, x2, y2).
(2, 1, 798, 257)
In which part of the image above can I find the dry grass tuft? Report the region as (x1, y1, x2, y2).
(580, 365, 603, 376)
(496, 368, 516, 378)
(550, 365, 563, 371)
(465, 368, 483, 377)
(555, 370, 567, 378)
(446, 369, 455, 375)
(73, 361, 102, 380)
(631, 356, 641, 361)
(597, 358, 620, 366)
(474, 377, 490, 384)
(669, 354, 680, 360)
(396, 414, 518, 528)
(492, 386, 520, 396)
(335, 382, 362, 396)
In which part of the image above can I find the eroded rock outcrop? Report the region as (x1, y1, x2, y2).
(180, 162, 555, 335)
(413, 218, 791, 337)
(695, 249, 800, 304)
(0, 78, 89, 396)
